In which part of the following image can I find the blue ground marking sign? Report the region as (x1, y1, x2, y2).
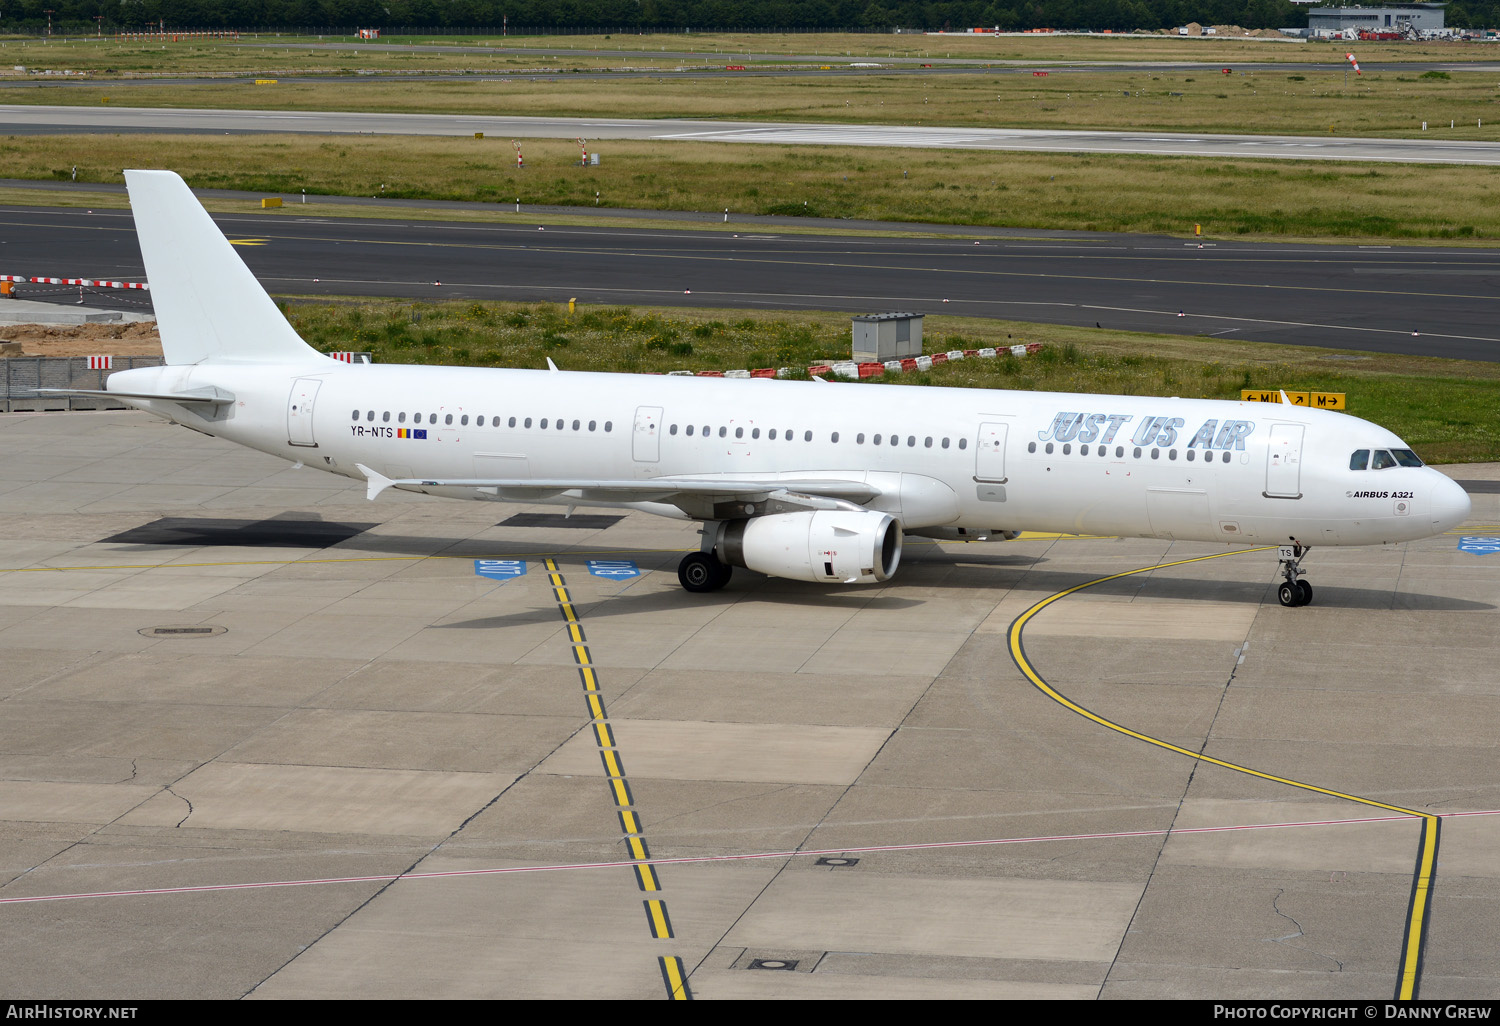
(474, 559, 528, 580)
(587, 560, 640, 579)
(1458, 536, 1500, 555)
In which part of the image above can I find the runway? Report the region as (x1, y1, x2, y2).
(0, 410, 1496, 998)
(6, 201, 1500, 360)
(5, 104, 1500, 165)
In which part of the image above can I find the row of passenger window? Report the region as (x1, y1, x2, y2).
(353, 409, 613, 432)
(1028, 440, 1233, 464)
(667, 423, 969, 449)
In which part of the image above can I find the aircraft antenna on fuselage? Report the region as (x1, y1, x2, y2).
(124, 169, 326, 367)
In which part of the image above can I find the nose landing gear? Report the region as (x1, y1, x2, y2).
(1276, 543, 1313, 607)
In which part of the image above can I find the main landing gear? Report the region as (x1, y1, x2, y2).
(1276, 543, 1313, 607)
(678, 551, 733, 593)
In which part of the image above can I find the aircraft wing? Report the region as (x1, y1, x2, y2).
(354, 464, 881, 509)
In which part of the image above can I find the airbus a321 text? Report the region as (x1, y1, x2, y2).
(43, 171, 1472, 606)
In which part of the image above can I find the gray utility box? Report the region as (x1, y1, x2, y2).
(852, 312, 923, 362)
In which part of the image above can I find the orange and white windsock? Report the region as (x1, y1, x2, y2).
(1346, 52, 1361, 74)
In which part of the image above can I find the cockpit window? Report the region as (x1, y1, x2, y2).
(1349, 449, 1369, 471)
(1371, 449, 1397, 470)
(1392, 448, 1424, 468)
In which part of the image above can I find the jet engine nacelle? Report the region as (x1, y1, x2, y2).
(717, 510, 902, 584)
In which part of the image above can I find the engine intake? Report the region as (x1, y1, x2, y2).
(717, 510, 901, 584)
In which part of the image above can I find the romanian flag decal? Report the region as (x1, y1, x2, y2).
(396, 428, 428, 439)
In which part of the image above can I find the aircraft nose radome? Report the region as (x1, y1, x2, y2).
(1432, 474, 1472, 533)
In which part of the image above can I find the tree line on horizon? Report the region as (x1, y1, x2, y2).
(5, 1, 1498, 36)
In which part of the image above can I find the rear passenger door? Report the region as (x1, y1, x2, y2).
(287, 378, 321, 447)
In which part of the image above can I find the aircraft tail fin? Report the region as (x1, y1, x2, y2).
(125, 169, 326, 366)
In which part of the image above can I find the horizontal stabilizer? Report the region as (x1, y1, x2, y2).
(354, 464, 395, 502)
(32, 386, 234, 405)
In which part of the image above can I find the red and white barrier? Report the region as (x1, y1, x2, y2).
(115, 31, 239, 41)
(25, 277, 149, 290)
(695, 342, 1041, 381)
(329, 352, 370, 364)
(87, 356, 112, 370)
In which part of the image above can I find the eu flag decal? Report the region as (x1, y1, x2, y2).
(396, 428, 428, 439)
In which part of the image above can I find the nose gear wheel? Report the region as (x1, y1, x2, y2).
(1276, 543, 1313, 607)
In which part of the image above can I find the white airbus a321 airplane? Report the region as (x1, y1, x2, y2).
(47, 170, 1471, 605)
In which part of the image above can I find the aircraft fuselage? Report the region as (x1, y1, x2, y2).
(107, 360, 1471, 548)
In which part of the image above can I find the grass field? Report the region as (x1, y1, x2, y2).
(361, 31, 1482, 64)
(0, 185, 996, 241)
(11, 66, 1500, 141)
(9, 132, 1498, 241)
(435, 31, 1500, 66)
(5, 32, 1500, 75)
(0, 37, 706, 76)
(8, 34, 1500, 243)
(286, 298, 1500, 464)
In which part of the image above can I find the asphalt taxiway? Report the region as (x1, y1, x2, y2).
(7, 202, 1500, 359)
(1, 410, 1497, 999)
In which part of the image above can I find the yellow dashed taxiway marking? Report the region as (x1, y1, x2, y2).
(542, 557, 690, 999)
(644, 899, 674, 939)
(658, 956, 690, 1000)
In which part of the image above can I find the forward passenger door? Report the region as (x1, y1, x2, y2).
(975, 422, 1008, 483)
(1265, 424, 1304, 499)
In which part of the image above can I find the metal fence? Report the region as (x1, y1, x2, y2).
(2, 357, 165, 413)
(2, 354, 373, 412)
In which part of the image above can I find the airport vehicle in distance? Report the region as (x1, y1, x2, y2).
(44, 171, 1471, 605)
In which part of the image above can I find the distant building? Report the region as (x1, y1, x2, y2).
(1306, 4, 1445, 34)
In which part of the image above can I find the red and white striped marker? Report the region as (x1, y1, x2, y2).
(704, 342, 1041, 381)
(87, 355, 112, 370)
(25, 277, 149, 290)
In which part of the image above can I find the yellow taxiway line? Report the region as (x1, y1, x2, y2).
(543, 557, 691, 1000)
(1006, 547, 1438, 1001)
